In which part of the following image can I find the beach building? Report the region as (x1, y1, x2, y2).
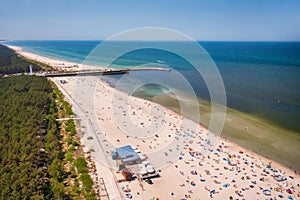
(121, 168, 133, 181)
(114, 145, 141, 169)
(113, 145, 159, 182)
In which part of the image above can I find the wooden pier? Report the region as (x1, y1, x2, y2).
(41, 67, 170, 78)
(42, 69, 129, 77)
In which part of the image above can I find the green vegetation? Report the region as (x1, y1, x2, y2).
(51, 82, 96, 199)
(0, 76, 96, 199)
(63, 102, 74, 115)
(0, 44, 45, 74)
(66, 119, 76, 136)
(0, 76, 59, 199)
(74, 157, 96, 198)
(79, 173, 94, 193)
(74, 157, 88, 173)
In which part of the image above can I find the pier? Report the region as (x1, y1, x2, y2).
(40, 67, 170, 77)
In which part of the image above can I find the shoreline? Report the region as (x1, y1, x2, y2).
(7, 45, 83, 71)
(132, 85, 300, 171)
(8, 45, 300, 199)
(7, 45, 171, 73)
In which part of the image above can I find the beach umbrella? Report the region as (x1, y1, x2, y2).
(262, 189, 271, 196)
(125, 193, 133, 199)
(191, 170, 197, 175)
(190, 181, 196, 186)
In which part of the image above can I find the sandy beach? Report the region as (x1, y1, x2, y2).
(8, 45, 85, 71)
(9, 46, 300, 200)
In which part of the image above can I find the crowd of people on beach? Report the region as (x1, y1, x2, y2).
(57, 76, 299, 200)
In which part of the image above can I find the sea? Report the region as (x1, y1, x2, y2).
(3, 40, 300, 133)
(3, 40, 300, 169)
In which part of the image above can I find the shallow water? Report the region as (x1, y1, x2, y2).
(3, 40, 300, 169)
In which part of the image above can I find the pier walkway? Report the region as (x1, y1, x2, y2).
(40, 67, 170, 78)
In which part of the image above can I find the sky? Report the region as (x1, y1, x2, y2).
(0, 0, 300, 41)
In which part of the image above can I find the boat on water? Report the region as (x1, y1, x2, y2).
(157, 59, 165, 63)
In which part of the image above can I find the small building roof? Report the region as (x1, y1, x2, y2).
(116, 145, 140, 163)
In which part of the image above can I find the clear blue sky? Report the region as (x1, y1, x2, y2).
(1, 0, 299, 41)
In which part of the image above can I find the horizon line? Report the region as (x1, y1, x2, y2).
(1, 39, 300, 42)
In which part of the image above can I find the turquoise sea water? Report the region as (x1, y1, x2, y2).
(3, 40, 300, 132)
